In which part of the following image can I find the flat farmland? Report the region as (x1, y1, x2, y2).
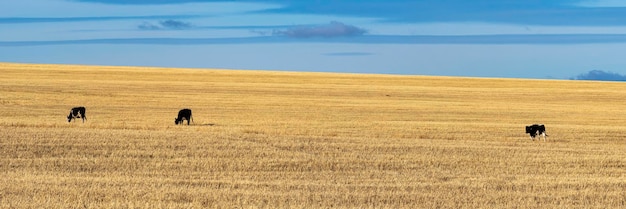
(0, 62, 624, 208)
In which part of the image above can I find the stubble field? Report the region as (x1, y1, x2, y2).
(0, 62, 625, 208)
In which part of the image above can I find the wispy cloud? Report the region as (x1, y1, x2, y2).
(159, 20, 193, 29)
(0, 15, 199, 24)
(138, 19, 193, 30)
(7, 34, 626, 46)
(272, 21, 366, 38)
(137, 22, 160, 30)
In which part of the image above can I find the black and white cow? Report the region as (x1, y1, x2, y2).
(175, 109, 193, 125)
(67, 106, 87, 123)
(525, 124, 547, 141)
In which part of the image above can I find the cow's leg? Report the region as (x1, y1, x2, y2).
(530, 132, 536, 141)
(73, 113, 80, 123)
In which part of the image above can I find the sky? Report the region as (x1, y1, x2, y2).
(3, 0, 626, 79)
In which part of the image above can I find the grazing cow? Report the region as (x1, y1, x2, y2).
(67, 106, 86, 123)
(175, 109, 193, 125)
(525, 124, 547, 141)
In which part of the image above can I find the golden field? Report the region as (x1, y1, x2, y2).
(0, 62, 624, 208)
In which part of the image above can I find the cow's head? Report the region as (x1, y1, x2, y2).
(525, 126, 532, 133)
(175, 118, 180, 125)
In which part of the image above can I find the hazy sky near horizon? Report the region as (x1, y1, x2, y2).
(3, 0, 626, 78)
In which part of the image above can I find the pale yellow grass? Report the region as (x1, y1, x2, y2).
(0, 62, 625, 208)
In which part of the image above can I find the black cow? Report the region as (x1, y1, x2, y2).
(525, 124, 547, 141)
(67, 106, 86, 123)
(175, 109, 193, 125)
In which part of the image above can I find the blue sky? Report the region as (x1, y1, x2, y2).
(3, 0, 626, 79)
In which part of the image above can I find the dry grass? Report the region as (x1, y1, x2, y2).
(1, 62, 625, 208)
